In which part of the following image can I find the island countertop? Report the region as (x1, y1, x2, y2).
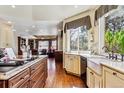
(0, 55, 48, 80)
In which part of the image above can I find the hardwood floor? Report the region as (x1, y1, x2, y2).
(44, 58, 86, 88)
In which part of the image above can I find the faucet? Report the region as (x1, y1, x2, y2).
(102, 46, 112, 59)
(102, 46, 118, 60)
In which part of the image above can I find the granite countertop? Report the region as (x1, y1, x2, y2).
(101, 60, 124, 74)
(87, 57, 124, 74)
(0, 55, 47, 80)
(64, 52, 103, 58)
(65, 52, 124, 74)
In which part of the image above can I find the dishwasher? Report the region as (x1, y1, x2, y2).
(80, 56, 87, 85)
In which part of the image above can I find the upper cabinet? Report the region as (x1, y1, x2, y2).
(0, 21, 15, 48)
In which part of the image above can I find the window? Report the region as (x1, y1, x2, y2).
(52, 40, 56, 49)
(70, 28, 78, 51)
(68, 26, 89, 52)
(98, 6, 124, 54)
(38, 41, 48, 50)
(104, 6, 124, 54)
(79, 26, 88, 50)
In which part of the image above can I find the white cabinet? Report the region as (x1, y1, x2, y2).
(103, 66, 124, 88)
(0, 22, 14, 48)
(73, 56, 80, 75)
(87, 67, 102, 88)
(64, 54, 81, 76)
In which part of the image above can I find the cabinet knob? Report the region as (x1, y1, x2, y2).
(90, 72, 94, 75)
(32, 68, 35, 70)
(20, 77, 24, 80)
(113, 72, 117, 76)
(32, 80, 36, 83)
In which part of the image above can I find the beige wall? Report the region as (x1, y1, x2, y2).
(57, 31, 63, 51)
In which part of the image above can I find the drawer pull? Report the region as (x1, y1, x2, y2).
(32, 80, 36, 83)
(20, 77, 24, 80)
(90, 72, 94, 75)
(113, 72, 117, 76)
(32, 68, 35, 70)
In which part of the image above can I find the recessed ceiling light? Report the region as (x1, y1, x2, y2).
(12, 29, 16, 32)
(8, 21, 12, 24)
(74, 5, 78, 8)
(11, 5, 16, 8)
(32, 25, 35, 28)
(25, 29, 29, 32)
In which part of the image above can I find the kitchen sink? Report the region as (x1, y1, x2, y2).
(0, 66, 17, 73)
(87, 57, 105, 75)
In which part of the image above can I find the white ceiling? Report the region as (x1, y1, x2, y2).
(32, 5, 96, 21)
(0, 5, 97, 36)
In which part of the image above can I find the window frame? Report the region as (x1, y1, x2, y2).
(67, 26, 90, 53)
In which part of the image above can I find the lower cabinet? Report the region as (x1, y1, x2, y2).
(0, 57, 48, 88)
(64, 54, 81, 76)
(102, 66, 124, 88)
(19, 79, 30, 88)
(30, 61, 46, 88)
(87, 67, 102, 88)
(8, 68, 30, 88)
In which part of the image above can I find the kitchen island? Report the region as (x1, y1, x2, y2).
(0, 55, 48, 88)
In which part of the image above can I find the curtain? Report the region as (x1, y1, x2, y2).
(95, 5, 118, 21)
(64, 15, 92, 33)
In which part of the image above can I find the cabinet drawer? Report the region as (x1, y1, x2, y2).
(8, 68, 30, 88)
(18, 79, 30, 88)
(103, 66, 124, 88)
(30, 62, 40, 73)
(103, 66, 124, 81)
(30, 69, 45, 88)
(32, 72, 45, 88)
(30, 61, 44, 75)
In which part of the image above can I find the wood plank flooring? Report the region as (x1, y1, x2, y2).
(44, 58, 86, 88)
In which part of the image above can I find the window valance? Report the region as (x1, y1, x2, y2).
(95, 5, 118, 21)
(64, 15, 92, 33)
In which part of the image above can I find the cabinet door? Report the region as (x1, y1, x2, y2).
(87, 67, 102, 88)
(0, 23, 13, 48)
(19, 80, 30, 88)
(65, 55, 69, 70)
(94, 73, 101, 88)
(73, 56, 80, 75)
(87, 68, 95, 88)
(67, 56, 73, 72)
(103, 66, 124, 88)
(8, 68, 30, 88)
(0, 27, 6, 47)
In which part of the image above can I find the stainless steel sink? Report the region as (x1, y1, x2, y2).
(0, 66, 17, 73)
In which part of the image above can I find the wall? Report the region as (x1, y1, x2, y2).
(57, 31, 63, 51)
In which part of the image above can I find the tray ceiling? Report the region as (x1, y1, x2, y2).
(0, 5, 97, 36)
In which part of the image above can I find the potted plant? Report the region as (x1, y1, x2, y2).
(118, 29, 124, 61)
(105, 29, 114, 58)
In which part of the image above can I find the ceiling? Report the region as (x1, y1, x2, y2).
(0, 5, 97, 37)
